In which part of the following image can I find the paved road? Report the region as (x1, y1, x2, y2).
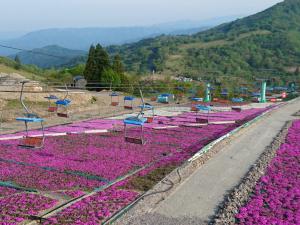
(127, 98, 300, 225)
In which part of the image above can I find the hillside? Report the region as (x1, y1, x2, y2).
(0, 56, 44, 81)
(11, 45, 87, 68)
(108, 0, 300, 82)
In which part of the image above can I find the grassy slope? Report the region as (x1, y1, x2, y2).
(0, 56, 46, 81)
(0, 64, 43, 80)
(164, 30, 272, 74)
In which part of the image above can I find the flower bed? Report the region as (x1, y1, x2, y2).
(235, 120, 300, 224)
(0, 124, 236, 182)
(0, 106, 274, 224)
(0, 193, 57, 224)
(0, 161, 105, 191)
(44, 187, 139, 224)
(0, 186, 21, 198)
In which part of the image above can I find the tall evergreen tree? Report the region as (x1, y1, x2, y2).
(112, 54, 129, 86)
(112, 54, 125, 75)
(83, 45, 96, 82)
(94, 44, 110, 85)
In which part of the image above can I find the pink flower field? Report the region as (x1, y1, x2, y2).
(235, 120, 300, 225)
(0, 106, 275, 224)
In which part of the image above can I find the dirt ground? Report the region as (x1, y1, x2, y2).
(0, 88, 184, 134)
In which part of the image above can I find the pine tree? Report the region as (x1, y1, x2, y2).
(112, 54, 129, 87)
(83, 45, 96, 83)
(94, 44, 110, 85)
(112, 54, 125, 75)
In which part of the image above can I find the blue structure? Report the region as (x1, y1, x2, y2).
(123, 116, 147, 145)
(221, 89, 229, 97)
(110, 92, 120, 106)
(251, 92, 261, 97)
(191, 97, 203, 102)
(157, 93, 173, 104)
(56, 87, 71, 118)
(138, 103, 154, 118)
(44, 95, 59, 112)
(124, 96, 135, 109)
(124, 90, 149, 144)
(16, 81, 45, 149)
(232, 98, 244, 103)
(195, 104, 211, 124)
(274, 86, 288, 92)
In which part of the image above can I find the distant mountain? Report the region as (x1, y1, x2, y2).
(11, 45, 87, 68)
(108, 0, 300, 82)
(0, 16, 242, 56)
(0, 31, 27, 40)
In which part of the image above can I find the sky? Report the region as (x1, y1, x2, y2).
(0, 0, 283, 32)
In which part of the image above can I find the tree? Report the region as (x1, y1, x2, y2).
(112, 54, 130, 86)
(68, 64, 85, 76)
(94, 44, 110, 85)
(101, 68, 121, 88)
(83, 45, 96, 83)
(14, 55, 21, 70)
(112, 54, 125, 75)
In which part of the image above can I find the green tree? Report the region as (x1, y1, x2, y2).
(112, 54, 130, 87)
(101, 68, 121, 87)
(94, 44, 110, 85)
(14, 55, 21, 70)
(83, 45, 96, 82)
(68, 64, 85, 76)
(112, 54, 125, 75)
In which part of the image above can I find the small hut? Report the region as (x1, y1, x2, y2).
(73, 76, 87, 89)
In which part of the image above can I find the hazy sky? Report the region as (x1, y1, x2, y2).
(0, 0, 283, 32)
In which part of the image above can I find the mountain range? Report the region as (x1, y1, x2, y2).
(0, 16, 241, 57)
(3, 0, 300, 85)
(13, 45, 87, 68)
(108, 0, 300, 82)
